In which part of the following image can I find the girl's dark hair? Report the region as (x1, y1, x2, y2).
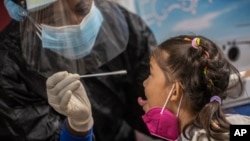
(151, 35, 243, 140)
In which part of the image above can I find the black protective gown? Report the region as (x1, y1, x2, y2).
(0, 0, 157, 141)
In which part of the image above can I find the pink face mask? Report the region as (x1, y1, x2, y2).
(142, 85, 183, 141)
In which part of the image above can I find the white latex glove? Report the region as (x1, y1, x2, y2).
(46, 71, 93, 132)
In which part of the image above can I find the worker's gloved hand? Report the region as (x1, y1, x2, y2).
(4, 0, 26, 21)
(46, 71, 93, 132)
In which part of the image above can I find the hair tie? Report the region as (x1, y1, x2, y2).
(210, 96, 221, 104)
(184, 37, 192, 41)
(203, 66, 208, 75)
(192, 38, 201, 49)
(204, 51, 210, 58)
(209, 79, 214, 86)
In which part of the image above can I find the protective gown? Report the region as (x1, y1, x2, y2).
(0, 0, 157, 141)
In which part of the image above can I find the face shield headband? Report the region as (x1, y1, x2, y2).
(4, 0, 58, 21)
(24, 0, 58, 11)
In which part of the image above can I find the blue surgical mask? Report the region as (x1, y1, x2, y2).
(41, 2, 103, 60)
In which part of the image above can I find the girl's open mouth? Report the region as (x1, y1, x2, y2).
(137, 97, 147, 107)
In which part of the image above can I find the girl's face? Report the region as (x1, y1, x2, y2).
(139, 57, 173, 112)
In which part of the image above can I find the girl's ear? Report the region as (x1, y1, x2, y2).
(170, 82, 183, 102)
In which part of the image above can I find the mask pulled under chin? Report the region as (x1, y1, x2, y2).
(142, 84, 183, 141)
(142, 108, 180, 141)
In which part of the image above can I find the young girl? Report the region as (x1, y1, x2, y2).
(46, 35, 250, 141)
(138, 35, 250, 141)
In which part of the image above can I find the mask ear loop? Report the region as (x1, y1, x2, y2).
(22, 11, 42, 40)
(160, 84, 175, 114)
(160, 84, 184, 117)
(176, 94, 183, 117)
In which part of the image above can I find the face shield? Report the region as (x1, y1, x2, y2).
(19, 0, 128, 77)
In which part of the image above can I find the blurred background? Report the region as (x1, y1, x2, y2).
(0, 0, 11, 32)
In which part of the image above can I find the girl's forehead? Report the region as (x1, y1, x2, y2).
(149, 57, 162, 71)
